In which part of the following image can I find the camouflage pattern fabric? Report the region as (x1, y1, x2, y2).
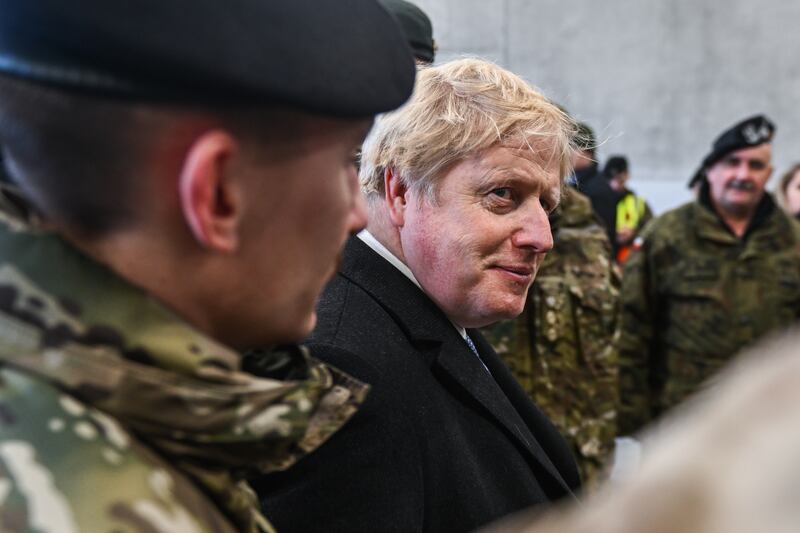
(0, 198, 368, 532)
(482, 189, 620, 490)
(618, 192, 800, 436)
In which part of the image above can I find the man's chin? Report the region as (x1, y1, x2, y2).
(721, 200, 759, 219)
(266, 309, 318, 346)
(467, 304, 526, 329)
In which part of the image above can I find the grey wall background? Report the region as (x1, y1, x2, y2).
(412, 0, 800, 213)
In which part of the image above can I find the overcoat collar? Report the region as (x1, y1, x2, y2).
(339, 237, 571, 495)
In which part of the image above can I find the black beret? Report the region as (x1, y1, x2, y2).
(380, 0, 435, 63)
(688, 114, 775, 188)
(0, 0, 416, 117)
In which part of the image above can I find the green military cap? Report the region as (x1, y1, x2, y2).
(379, 0, 436, 63)
(688, 115, 776, 188)
(0, 0, 416, 117)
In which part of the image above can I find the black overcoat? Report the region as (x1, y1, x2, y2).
(253, 237, 580, 533)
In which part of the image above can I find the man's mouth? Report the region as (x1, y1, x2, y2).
(728, 181, 755, 191)
(492, 264, 534, 283)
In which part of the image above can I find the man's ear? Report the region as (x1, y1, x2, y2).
(178, 130, 241, 252)
(385, 166, 409, 227)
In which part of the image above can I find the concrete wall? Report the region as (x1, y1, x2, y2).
(412, 0, 800, 214)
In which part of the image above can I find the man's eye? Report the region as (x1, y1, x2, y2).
(490, 187, 512, 199)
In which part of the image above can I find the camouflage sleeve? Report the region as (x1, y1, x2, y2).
(617, 234, 658, 435)
(0, 368, 239, 533)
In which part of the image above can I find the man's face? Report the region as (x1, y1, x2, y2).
(235, 117, 370, 345)
(706, 144, 773, 218)
(609, 170, 629, 193)
(399, 144, 561, 329)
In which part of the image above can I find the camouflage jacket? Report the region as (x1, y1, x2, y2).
(0, 200, 368, 532)
(618, 191, 800, 435)
(482, 189, 620, 487)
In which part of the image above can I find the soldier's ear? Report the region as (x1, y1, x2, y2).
(385, 166, 408, 228)
(178, 130, 242, 252)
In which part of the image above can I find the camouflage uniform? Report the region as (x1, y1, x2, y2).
(618, 191, 800, 435)
(0, 196, 368, 532)
(483, 189, 620, 489)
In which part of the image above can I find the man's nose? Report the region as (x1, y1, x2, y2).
(512, 203, 553, 253)
(735, 161, 751, 180)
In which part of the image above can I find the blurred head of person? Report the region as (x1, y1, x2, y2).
(380, 0, 436, 65)
(571, 122, 596, 172)
(603, 155, 630, 193)
(778, 163, 800, 219)
(359, 57, 575, 328)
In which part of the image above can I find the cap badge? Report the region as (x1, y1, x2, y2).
(742, 122, 772, 145)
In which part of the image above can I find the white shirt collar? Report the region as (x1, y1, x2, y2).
(357, 229, 468, 339)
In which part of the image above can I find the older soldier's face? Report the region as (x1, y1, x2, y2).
(399, 143, 560, 328)
(706, 144, 773, 217)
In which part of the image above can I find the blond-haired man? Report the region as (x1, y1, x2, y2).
(253, 58, 580, 533)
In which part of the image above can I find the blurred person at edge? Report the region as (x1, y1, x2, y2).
(570, 123, 618, 244)
(253, 58, 581, 533)
(603, 155, 653, 263)
(777, 162, 800, 219)
(481, 328, 800, 533)
(618, 115, 800, 438)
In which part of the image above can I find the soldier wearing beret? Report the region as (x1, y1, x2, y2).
(0, 0, 415, 532)
(618, 115, 800, 436)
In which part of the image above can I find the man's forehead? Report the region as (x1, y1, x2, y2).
(476, 143, 562, 170)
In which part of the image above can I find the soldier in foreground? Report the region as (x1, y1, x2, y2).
(618, 115, 800, 436)
(482, 187, 620, 490)
(0, 0, 415, 531)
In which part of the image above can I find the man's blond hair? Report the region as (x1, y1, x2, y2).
(359, 57, 576, 200)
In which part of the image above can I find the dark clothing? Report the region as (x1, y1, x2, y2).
(253, 237, 579, 533)
(574, 163, 618, 243)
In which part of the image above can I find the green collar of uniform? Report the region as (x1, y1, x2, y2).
(695, 181, 777, 244)
(0, 199, 367, 532)
(559, 188, 598, 228)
